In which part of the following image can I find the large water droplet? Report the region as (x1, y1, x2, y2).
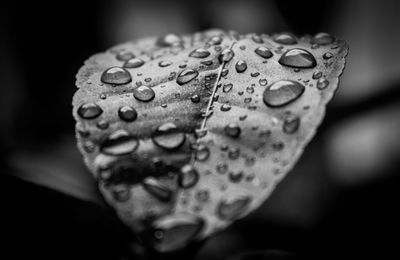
(124, 58, 145, 68)
(101, 130, 139, 155)
(189, 48, 211, 58)
(77, 103, 103, 119)
(156, 33, 183, 47)
(263, 80, 305, 107)
(313, 32, 335, 45)
(219, 49, 234, 63)
(176, 69, 199, 85)
(133, 85, 155, 102)
(118, 106, 138, 122)
(235, 60, 247, 73)
(274, 33, 297, 45)
(152, 122, 185, 150)
(283, 115, 300, 134)
(254, 47, 273, 59)
(142, 178, 173, 202)
(101, 67, 131, 85)
(279, 48, 317, 68)
(217, 197, 251, 220)
(316, 78, 330, 90)
(224, 123, 241, 138)
(178, 164, 199, 188)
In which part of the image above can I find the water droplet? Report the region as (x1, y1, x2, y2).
(110, 184, 131, 202)
(252, 34, 264, 43)
(246, 86, 254, 94)
(312, 71, 322, 79)
(263, 80, 305, 107)
(235, 60, 247, 73)
(323, 52, 333, 60)
(77, 103, 103, 119)
(116, 50, 135, 61)
(159, 60, 172, 67)
(229, 171, 244, 183)
(251, 72, 260, 77)
(156, 33, 182, 47)
(195, 143, 210, 161)
(118, 106, 138, 122)
(143, 178, 172, 202)
(191, 94, 200, 103)
(124, 58, 145, 68)
(244, 97, 252, 103)
(189, 48, 210, 58)
(316, 78, 329, 90)
(254, 47, 273, 59)
(96, 120, 109, 129)
(274, 33, 297, 45)
(223, 83, 233, 93)
(279, 48, 317, 68)
(259, 78, 268, 86)
(178, 64, 187, 69)
(216, 163, 228, 174)
(220, 104, 232, 112)
(221, 68, 229, 77)
(283, 115, 300, 134)
(272, 141, 284, 151)
(152, 122, 185, 150)
(217, 197, 251, 220)
(239, 115, 247, 121)
(313, 32, 334, 45)
(179, 164, 199, 188)
(133, 85, 155, 102)
(176, 69, 199, 85)
(101, 130, 139, 155)
(101, 67, 131, 85)
(228, 147, 240, 160)
(195, 189, 210, 202)
(219, 48, 234, 63)
(224, 123, 241, 138)
(208, 35, 223, 45)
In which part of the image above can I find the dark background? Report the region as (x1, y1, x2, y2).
(1, 0, 400, 259)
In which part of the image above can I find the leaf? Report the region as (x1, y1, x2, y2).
(72, 30, 348, 252)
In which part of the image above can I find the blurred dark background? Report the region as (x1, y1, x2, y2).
(1, 0, 400, 259)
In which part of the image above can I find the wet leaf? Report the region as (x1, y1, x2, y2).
(72, 30, 348, 252)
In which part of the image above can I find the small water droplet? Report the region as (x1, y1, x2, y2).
(116, 50, 135, 61)
(96, 120, 109, 129)
(244, 97, 252, 103)
(259, 78, 268, 86)
(229, 171, 244, 183)
(189, 48, 211, 58)
(159, 60, 172, 67)
(228, 147, 240, 160)
(216, 163, 228, 174)
(323, 52, 333, 60)
(179, 164, 199, 188)
(272, 141, 284, 151)
(235, 60, 247, 73)
(312, 71, 322, 79)
(101, 67, 131, 85)
(252, 34, 264, 43)
(316, 78, 330, 90)
(224, 123, 241, 138)
(110, 184, 131, 202)
(279, 48, 317, 68)
(239, 115, 247, 121)
(251, 72, 260, 77)
(313, 32, 334, 45)
(246, 86, 254, 94)
(195, 143, 210, 161)
(254, 47, 273, 59)
(124, 58, 145, 68)
(133, 85, 155, 102)
(176, 69, 199, 85)
(101, 130, 139, 155)
(118, 106, 137, 122)
(220, 103, 232, 112)
(274, 33, 297, 45)
(77, 103, 103, 119)
(156, 33, 182, 47)
(191, 94, 200, 103)
(223, 83, 233, 93)
(142, 178, 172, 202)
(208, 35, 223, 45)
(219, 48, 234, 63)
(217, 197, 251, 220)
(152, 122, 185, 150)
(283, 115, 300, 134)
(221, 68, 229, 77)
